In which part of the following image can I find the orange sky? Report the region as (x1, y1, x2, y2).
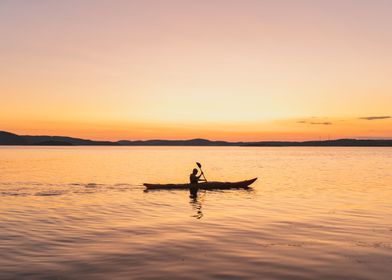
(1, 0, 391, 141)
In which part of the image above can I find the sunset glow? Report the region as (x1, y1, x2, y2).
(1, 0, 391, 140)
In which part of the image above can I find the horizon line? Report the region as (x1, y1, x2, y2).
(2, 130, 392, 143)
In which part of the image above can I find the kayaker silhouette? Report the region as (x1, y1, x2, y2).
(189, 167, 206, 198)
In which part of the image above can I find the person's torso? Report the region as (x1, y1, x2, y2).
(190, 174, 198, 184)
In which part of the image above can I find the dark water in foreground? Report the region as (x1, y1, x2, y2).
(1, 146, 392, 279)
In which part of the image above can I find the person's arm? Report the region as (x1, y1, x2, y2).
(198, 173, 206, 181)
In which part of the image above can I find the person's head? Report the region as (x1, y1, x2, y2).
(192, 168, 198, 175)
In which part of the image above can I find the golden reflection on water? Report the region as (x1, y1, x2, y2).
(1, 146, 392, 279)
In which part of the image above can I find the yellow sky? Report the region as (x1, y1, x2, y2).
(1, 0, 391, 140)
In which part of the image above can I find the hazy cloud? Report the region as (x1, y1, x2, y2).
(297, 120, 332, 125)
(310, 122, 332, 125)
(359, 116, 391, 120)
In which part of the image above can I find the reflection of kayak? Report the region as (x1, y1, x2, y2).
(144, 178, 257, 190)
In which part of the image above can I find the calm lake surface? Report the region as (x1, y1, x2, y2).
(1, 146, 392, 280)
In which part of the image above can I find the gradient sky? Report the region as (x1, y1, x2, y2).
(1, 0, 391, 140)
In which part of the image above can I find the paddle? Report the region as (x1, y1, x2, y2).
(196, 162, 207, 182)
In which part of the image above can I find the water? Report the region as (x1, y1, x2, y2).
(1, 146, 392, 280)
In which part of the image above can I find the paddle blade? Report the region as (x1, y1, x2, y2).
(196, 162, 202, 168)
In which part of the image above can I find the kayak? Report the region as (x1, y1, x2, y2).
(144, 178, 257, 190)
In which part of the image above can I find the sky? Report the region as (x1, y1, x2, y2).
(1, 0, 391, 141)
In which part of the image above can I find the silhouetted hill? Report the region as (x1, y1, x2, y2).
(1, 131, 392, 146)
(0, 131, 28, 145)
(118, 138, 238, 146)
(33, 140, 74, 146)
(22, 135, 119, 146)
(244, 139, 392, 147)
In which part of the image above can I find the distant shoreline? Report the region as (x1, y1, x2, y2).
(1, 130, 392, 147)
